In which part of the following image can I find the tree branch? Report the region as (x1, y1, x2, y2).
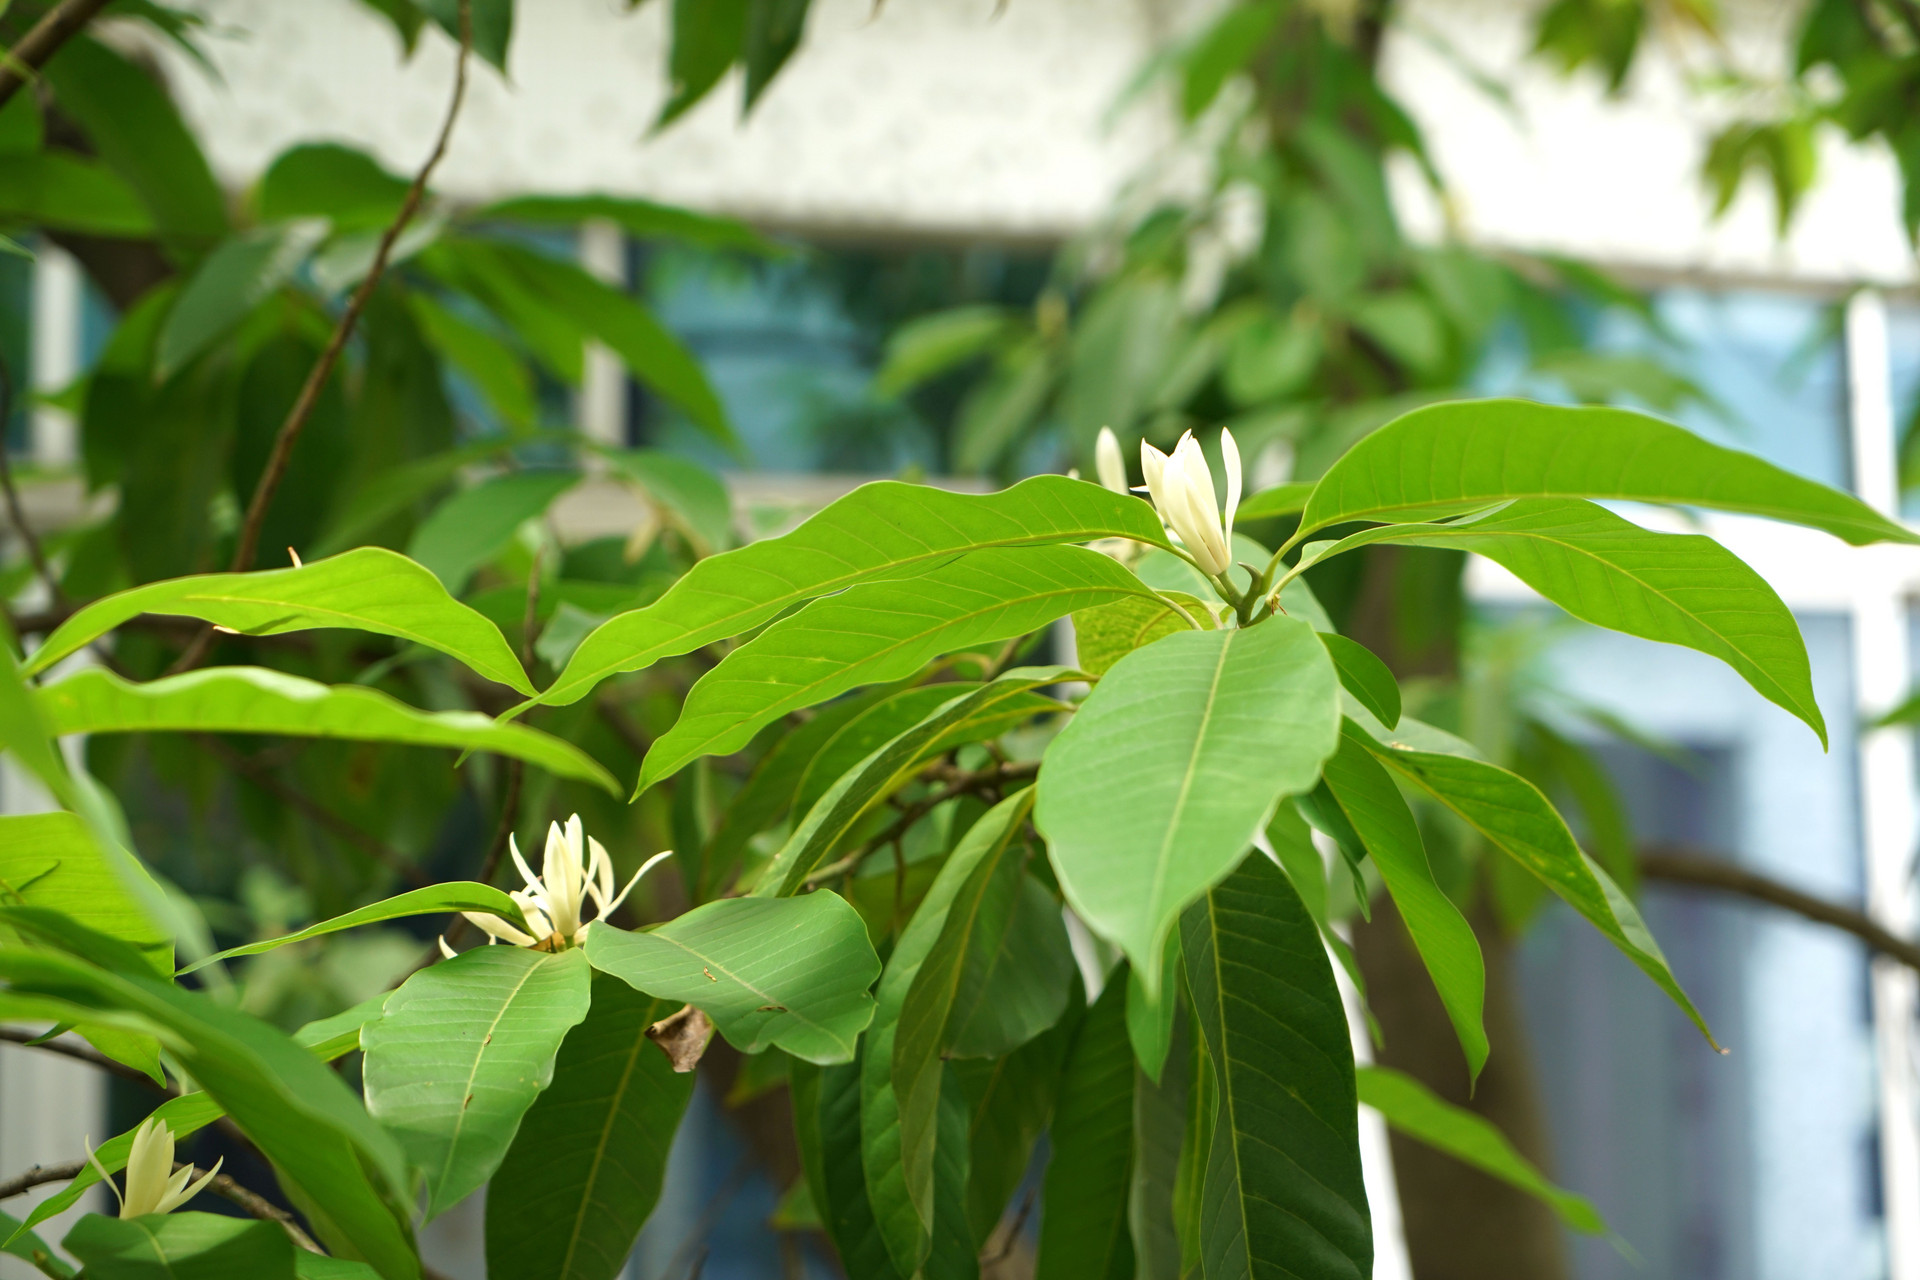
(179, 1163, 322, 1253)
(804, 760, 1039, 887)
(1639, 844, 1920, 972)
(0, 355, 62, 607)
(0, 1027, 162, 1094)
(0, 1159, 82, 1201)
(0, 0, 113, 110)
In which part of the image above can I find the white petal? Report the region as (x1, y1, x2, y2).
(508, 834, 540, 894)
(461, 911, 538, 948)
(157, 1158, 221, 1216)
(1095, 427, 1127, 494)
(1139, 441, 1172, 517)
(602, 849, 674, 918)
(589, 837, 615, 908)
(437, 936, 457, 961)
(84, 1136, 128, 1217)
(1221, 428, 1242, 545)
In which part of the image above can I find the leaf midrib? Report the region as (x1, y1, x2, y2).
(556, 1021, 648, 1279)
(436, 957, 549, 1197)
(645, 928, 849, 1054)
(1146, 637, 1235, 958)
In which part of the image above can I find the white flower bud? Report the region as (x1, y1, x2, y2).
(1139, 428, 1240, 578)
(1094, 427, 1128, 494)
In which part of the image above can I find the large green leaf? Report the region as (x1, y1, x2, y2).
(1346, 496, 1826, 745)
(35, 667, 619, 794)
(1072, 591, 1211, 679)
(182, 882, 533, 973)
(536, 477, 1165, 710)
(1356, 1066, 1605, 1234)
(641, 545, 1153, 790)
(1318, 726, 1486, 1078)
(1182, 853, 1370, 1280)
(0, 1206, 71, 1280)
(1319, 633, 1400, 729)
(755, 670, 1071, 896)
(1125, 933, 1182, 1084)
(0, 951, 417, 1277)
(1036, 617, 1340, 989)
(0, 153, 154, 235)
(1298, 399, 1915, 546)
(1359, 730, 1716, 1045)
(0, 812, 171, 973)
(363, 946, 592, 1217)
(1034, 976, 1135, 1280)
(789, 684, 985, 819)
(584, 891, 879, 1064)
(408, 469, 580, 592)
(63, 1212, 295, 1280)
(28, 547, 533, 693)
(944, 870, 1073, 1057)
(473, 193, 776, 254)
(258, 143, 411, 230)
(876, 793, 1034, 1274)
(1130, 1003, 1191, 1280)
(158, 220, 332, 376)
(485, 972, 694, 1280)
(793, 1055, 905, 1280)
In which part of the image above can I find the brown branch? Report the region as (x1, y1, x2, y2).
(195, 735, 428, 889)
(178, 1163, 322, 1254)
(1640, 844, 1920, 973)
(0, 1159, 82, 1201)
(0, 1027, 163, 1094)
(0, 0, 113, 110)
(0, 355, 62, 606)
(168, 0, 473, 674)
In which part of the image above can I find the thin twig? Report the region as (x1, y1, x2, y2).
(0, 1159, 82, 1201)
(804, 760, 1039, 887)
(170, 0, 473, 673)
(0, 355, 61, 605)
(195, 735, 428, 889)
(0, 1027, 162, 1094)
(1640, 844, 1920, 972)
(183, 1164, 323, 1254)
(0, 0, 114, 109)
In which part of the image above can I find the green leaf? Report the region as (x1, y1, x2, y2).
(182, 882, 532, 973)
(34, 667, 619, 794)
(657, 0, 749, 127)
(159, 220, 332, 377)
(409, 292, 537, 430)
(954, 341, 1057, 473)
(1182, 852, 1370, 1280)
(788, 684, 987, 820)
(1129, 1001, 1190, 1280)
(472, 193, 776, 254)
(296, 1255, 383, 1280)
(0, 1206, 72, 1279)
(0, 812, 172, 973)
(409, 470, 580, 592)
(1037, 617, 1340, 992)
(364, 946, 592, 1218)
(420, 0, 513, 68)
(1125, 932, 1182, 1084)
(44, 36, 228, 250)
(1356, 1065, 1606, 1233)
(756, 670, 1073, 897)
(793, 1055, 906, 1280)
(539, 476, 1164, 710)
(28, 547, 534, 694)
(1299, 399, 1916, 547)
(63, 1212, 295, 1280)
(1072, 591, 1211, 680)
(0, 153, 154, 236)
(1320, 726, 1487, 1078)
(0, 952, 417, 1277)
(585, 890, 879, 1063)
(1234, 481, 1316, 522)
(258, 144, 411, 231)
(1034, 975, 1134, 1280)
(485, 973, 694, 1280)
(944, 869, 1074, 1057)
(882, 794, 1036, 1270)
(874, 306, 1016, 397)
(1360, 730, 1717, 1046)
(641, 546, 1155, 790)
(952, 983, 1080, 1245)
(599, 449, 735, 557)
(1319, 633, 1400, 729)
(743, 0, 811, 110)
(1348, 496, 1827, 745)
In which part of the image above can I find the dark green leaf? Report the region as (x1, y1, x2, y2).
(1299, 399, 1916, 546)
(794, 1053, 905, 1280)
(34, 667, 619, 794)
(28, 547, 534, 693)
(408, 470, 580, 592)
(1320, 633, 1400, 729)
(952, 982, 1080, 1246)
(1130, 1002, 1190, 1280)
(1182, 853, 1370, 1280)
(485, 973, 694, 1280)
(874, 306, 1016, 398)
(1036, 617, 1341, 990)
(421, 0, 513, 68)
(585, 891, 880, 1063)
(364, 946, 592, 1217)
(409, 292, 537, 429)
(1320, 726, 1486, 1078)
(657, 0, 749, 127)
(159, 221, 331, 377)
(472, 194, 776, 254)
(258, 144, 411, 231)
(744, 0, 811, 109)
(642, 545, 1154, 790)
(0, 153, 153, 235)
(537, 476, 1165, 710)
(1357, 1065, 1606, 1233)
(63, 1212, 295, 1280)
(1034, 976, 1134, 1280)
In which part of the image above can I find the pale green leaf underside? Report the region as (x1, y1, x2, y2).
(1300, 398, 1915, 547)
(180, 882, 532, 974)
(536, 476, 1168, 710)
(1037, 619, 1340, 992)
(585, 891, 880, 1064)
(0, 812, 171, 973)
(640, 544, 1155, 791)
(26, 547, 532, 693)
(1356, 1065, 1606, 1234)
(363, 946, 592, 1218)
(35, 667, 619, 794)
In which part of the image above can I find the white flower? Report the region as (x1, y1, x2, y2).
(1094, 426, 1128, 494)
(1140, 428, 1240, 578)
(461, 815, 671, 950)
(86, 1118, 220, 1219)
